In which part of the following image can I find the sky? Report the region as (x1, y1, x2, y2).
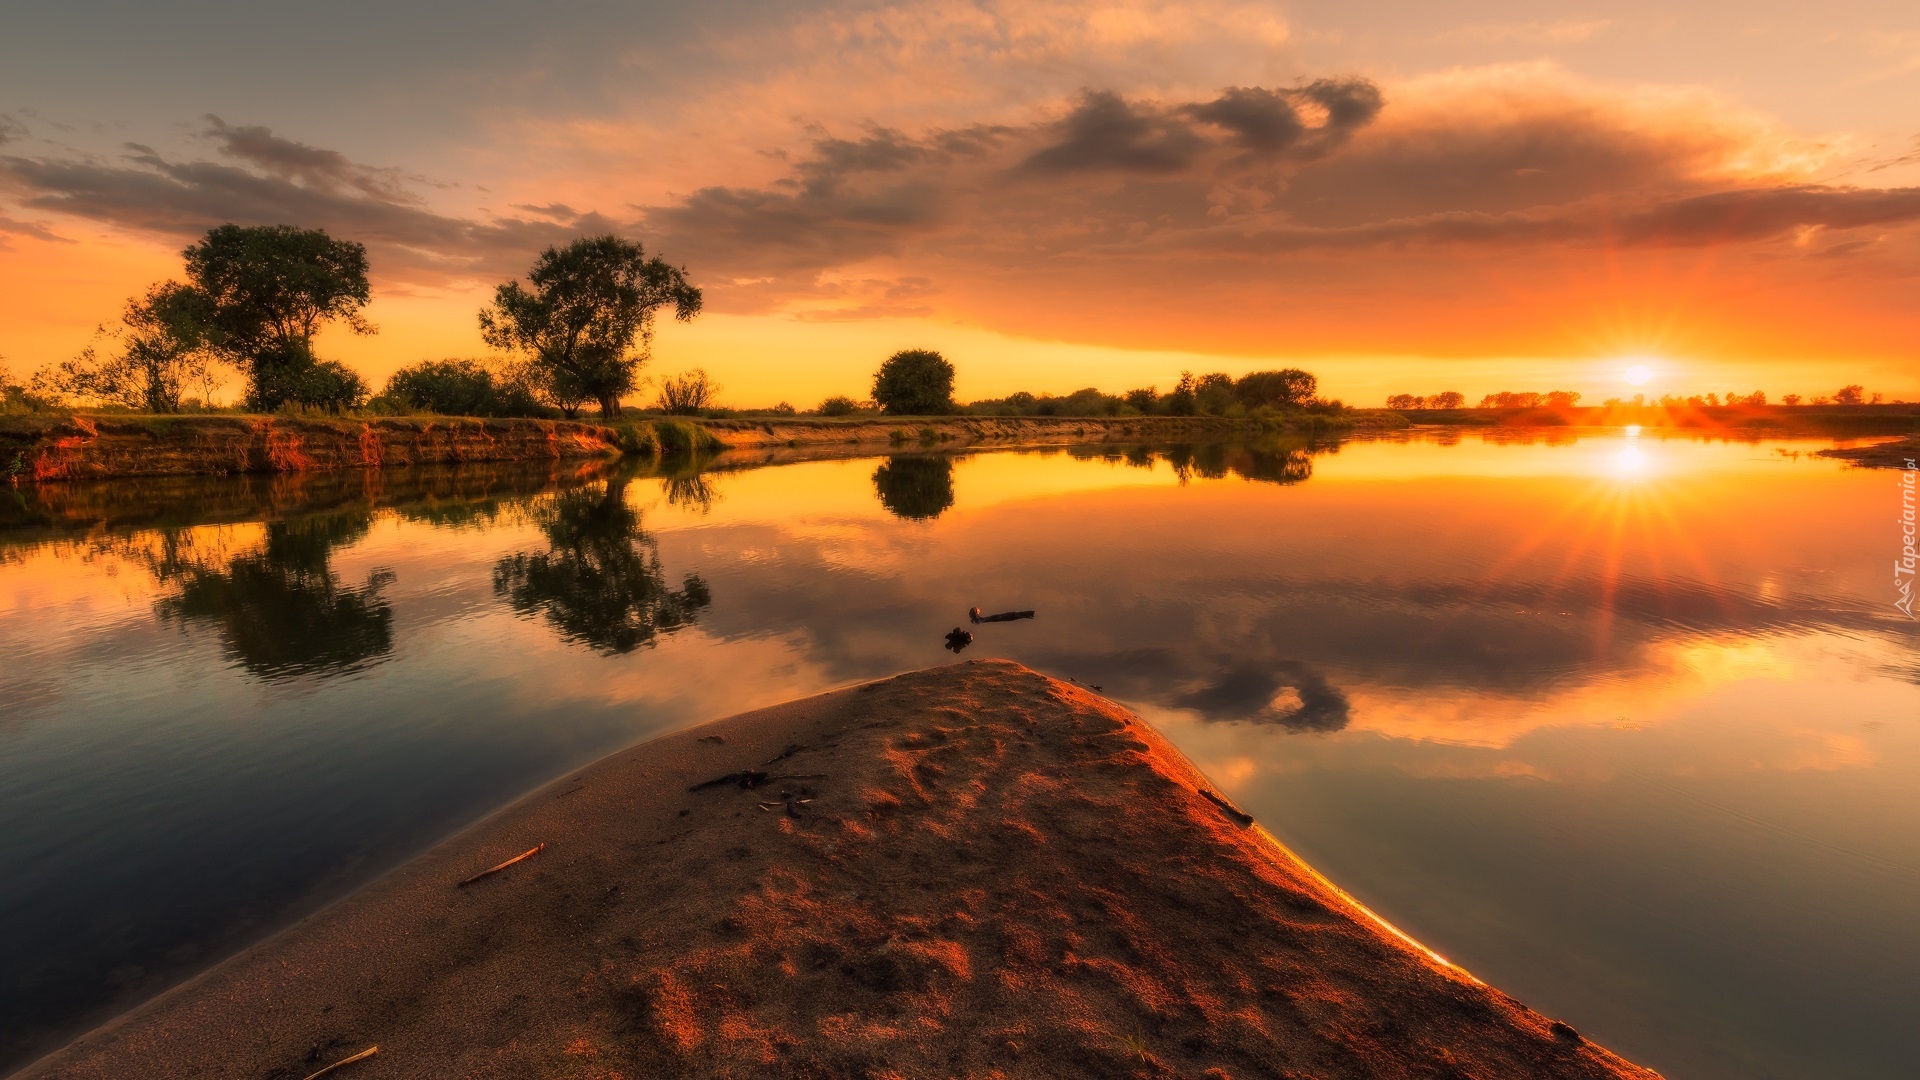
(2, 0, 1918, 407)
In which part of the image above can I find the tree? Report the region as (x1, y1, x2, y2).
(182, 224, 375, 411)
(1194, 372, 1236, 414)
(1234, 369, 1317, 409)
(480, 235, 702, 419)
(817, 394, 863, 417)
(1164, 371, 1197, 416)
(1428, 391, 1465, 409)
(35, 282, 224, 412)
(1385, 394, 1420, 410)
(1545, 390, 1581, 408)
(1782, 394, 1801, 406)
(1123, 387, 1158, 413)
(657, 369, 722, 415)
(1834, 384, 1865, 405)
(871, 349, 955, 415)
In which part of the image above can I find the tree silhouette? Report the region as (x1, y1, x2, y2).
(493, 478, 711, 653)
(871, 349, 955, 415)
(872, 456, 955, 520)
(154, 513, 394, 679)
(480, 236, 701, 418)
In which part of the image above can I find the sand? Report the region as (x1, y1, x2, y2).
(18, 660, 1658, 1080)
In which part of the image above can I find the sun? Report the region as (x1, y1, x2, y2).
(1622, 364, 1654, 386)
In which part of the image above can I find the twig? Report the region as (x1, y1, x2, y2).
(458, 843, 546, 887)
(302, 1046, 377, 1080)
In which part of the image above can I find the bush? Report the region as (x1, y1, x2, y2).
(252, 356, 368, 413)
(378, 359, 499, 415)
(871, 349, 955, 415)
(657, 369, 722, 415)
(818, 395, 863, 417)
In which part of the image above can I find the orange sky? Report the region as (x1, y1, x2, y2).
(3, 1, 1918, 406)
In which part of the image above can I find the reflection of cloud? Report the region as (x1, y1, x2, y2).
(1171, 661, 1351, 731)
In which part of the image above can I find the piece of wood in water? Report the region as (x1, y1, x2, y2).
(969, 607, 1036, 624)
(458, 844, 546, 887)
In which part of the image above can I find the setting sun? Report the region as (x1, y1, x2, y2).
(1623, 364, 1655, 387)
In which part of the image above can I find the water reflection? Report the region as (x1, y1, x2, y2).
(3, 434, 1918, 1080)
(872, 455, 956, 520)
(493, 477, 712, 654)
(1172, 662, 1351, 731)
(154, 514, 395, 680)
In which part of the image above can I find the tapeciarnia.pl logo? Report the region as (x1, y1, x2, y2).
(1898, 458, 1917, 619)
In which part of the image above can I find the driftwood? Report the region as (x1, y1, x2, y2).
(689, 769, 770, 792)
(458, 844, 546, 887)
(969, 607, 1036, 624)
(1200, 790, 1254, 826)
(944, 628, 974, 653)
(301, 1046, 378, 1080)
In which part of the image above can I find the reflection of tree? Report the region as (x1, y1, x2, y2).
(662, 473, 720, 514)
(1165, 443, 1313, 486)
(155, 514, 395, 679)
(872, 456, 955, 520)
(493, 478, 711, 654)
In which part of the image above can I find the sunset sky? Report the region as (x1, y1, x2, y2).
(3, 0, 1917, 406)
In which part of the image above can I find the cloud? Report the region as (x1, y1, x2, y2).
(1437, 19, 1616, 44)
(0, 129, 624, 284)
(0, 215, 70, 244)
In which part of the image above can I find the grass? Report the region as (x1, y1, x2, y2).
(651, 418, 725, 456)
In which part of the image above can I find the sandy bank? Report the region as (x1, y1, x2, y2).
(20, 661, 1656, 1080)
(1818, 434, 1920, 469)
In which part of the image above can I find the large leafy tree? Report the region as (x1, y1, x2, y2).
(479, 236, 702, 419)
(871, 348, 955, 415)
(182, 224, 375, 411)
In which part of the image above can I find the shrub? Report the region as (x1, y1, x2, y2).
(658, 369, 722, 415)
(818, 394, 863, 416)
(652, 417, 724, 455)
(378, 359, 500, 415)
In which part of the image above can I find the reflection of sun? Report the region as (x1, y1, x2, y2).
(1623, 363, 1654, 386)
(1474, 436, 1722, 662)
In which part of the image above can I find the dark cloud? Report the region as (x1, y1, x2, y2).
(0, 136, 624, 283)
(203, 116, 414, 203)
(1020, 90, 1210, 174)
(1184, 78, 1383, 160)
(0, 215, 70, 243)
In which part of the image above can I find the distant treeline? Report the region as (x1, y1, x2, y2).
(1383, 383, 1901, 410)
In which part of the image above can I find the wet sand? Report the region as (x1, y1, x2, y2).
(19, 660, 1657, 1079)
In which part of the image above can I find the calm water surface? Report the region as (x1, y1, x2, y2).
(2, 432, 1916, 1078)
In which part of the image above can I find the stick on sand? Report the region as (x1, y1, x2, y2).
(457, 844, 545, 887)
(301, 1045, 377, 1080)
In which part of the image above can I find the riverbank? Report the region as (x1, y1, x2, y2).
(1, 413, 1305, 484)
(1, 414, 626, 484)
(1817, 434, 1920, 469)
(21, 660, 1656, 1080)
